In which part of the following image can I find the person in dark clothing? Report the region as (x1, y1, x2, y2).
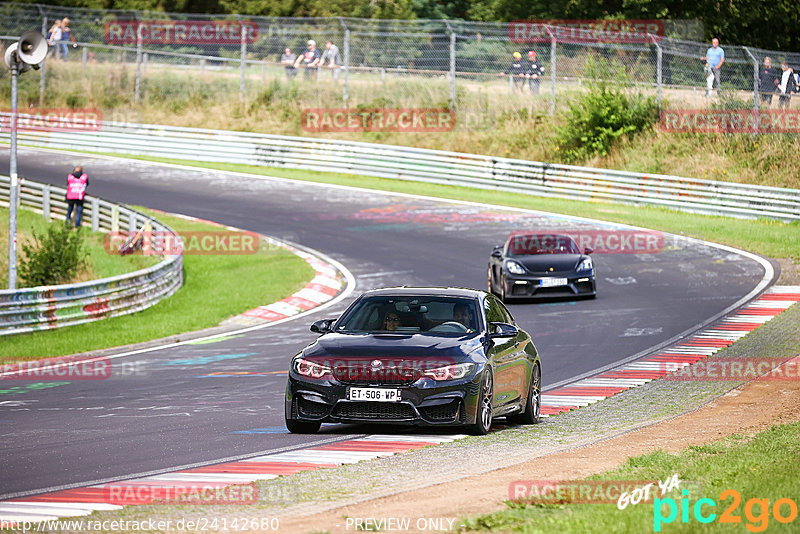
(500, 52, 526, 92)
(758, 57, 779, 107)
(778, 61, 797, 109)
(526, 50, 545, 94)
(65, 165, 88, 228)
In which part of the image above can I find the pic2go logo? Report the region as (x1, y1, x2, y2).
(654, 490, 798, 532)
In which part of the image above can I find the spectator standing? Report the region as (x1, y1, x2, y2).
(65, 166, 88, 228)
(321, 40, 342, 81)
(59, 17, 77, 60)
(47, 19, 62, 59)
(778, 61, 797, 109)
(294, 40, 322, 80)
(703, 38, 724, 97)
(500, 52, 526, 92)
(280, 47, 297, 79)
(526, 50, 545, 94)
(758, 57, 779, 107)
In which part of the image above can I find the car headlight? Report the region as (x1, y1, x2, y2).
(293, 358, 332, 379)
(579, 257, 593, 271)
(506, 260, 526, 275)
(423, 363, 475, 381)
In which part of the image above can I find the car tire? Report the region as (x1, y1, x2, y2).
(468, 370, 493, 435)
(508, 363, 541, 425)
(285, 418, 321, 434)
(499, 274, 508, 303)
(488, 267, 497, 296)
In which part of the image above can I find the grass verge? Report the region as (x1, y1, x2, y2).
(0, 205, 158, 288)
(1, 208, 315, 360)
(460, 421, 800, 533)
(107, 154, 800, 260)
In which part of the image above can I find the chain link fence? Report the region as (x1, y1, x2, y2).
(2, 2, 799, 131)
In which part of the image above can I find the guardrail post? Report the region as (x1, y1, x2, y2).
(128, 211, 137, 233)
(91, 199, 99, 231)
(743, 46, 759, 135)
(42, 184, 50, 220)
(649, 34, 662, 114)
(545, 25, 556, 116)
(340, 18, 350, 104)
(40, 13, 47, 106)
(111, 205, 119, 233)
(143, 53, 148, 76)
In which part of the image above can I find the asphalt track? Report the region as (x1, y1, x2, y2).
(0, 148, 773, 498)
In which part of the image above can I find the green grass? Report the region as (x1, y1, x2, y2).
(107, 154, 800, 260)
(0, 206, 158, 288)
(459, 422, 800, 533)
(1, 209, 315, 360)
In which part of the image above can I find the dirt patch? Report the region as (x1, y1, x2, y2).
(777, 258, 800, 285)
(280, 356, 800, 534)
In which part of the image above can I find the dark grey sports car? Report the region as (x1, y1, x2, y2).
(285, 287, 541, 435)
(488, 233, 596, 301)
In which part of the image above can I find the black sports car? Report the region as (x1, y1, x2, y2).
(488, 232, 596, 301)
(285, 287, 541, 435)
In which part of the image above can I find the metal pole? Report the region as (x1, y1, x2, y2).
(548, 26, 556, 115)
(650, 34, 662, 114)
(40, 14, 46, 106)
(339, 17, 350, 105)
(743, 47, 759, 135)
(240, 24, 247, 98)
(8, 63, 19, 290)
(135, 15, 143, 103)
(444, 20, 456, 110)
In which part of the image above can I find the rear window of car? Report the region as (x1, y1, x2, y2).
(335, 296, 480, 335)
(507, 234, 580, 255)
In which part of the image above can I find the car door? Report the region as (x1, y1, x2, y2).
(484, 295, 521, 408)
(496, 299, 531, 401)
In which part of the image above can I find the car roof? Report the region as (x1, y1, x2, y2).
(359, 287, 487, 299)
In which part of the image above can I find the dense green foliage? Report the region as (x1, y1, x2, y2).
(19, 224, 88, 286)
(7, 0, 799, 52)
(556, 59, 659, 162)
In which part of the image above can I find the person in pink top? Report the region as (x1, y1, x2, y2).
(65, 165, 88, 228)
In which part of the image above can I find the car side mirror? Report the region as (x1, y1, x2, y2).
(310, 319, 334, 334)
(491, 249, 503, 258)
(584, 247, 593, 255)
(489, 322, 518, 338)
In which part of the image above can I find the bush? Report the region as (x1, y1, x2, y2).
(555, 58, 659, 163)
(19, 224, 87, 287)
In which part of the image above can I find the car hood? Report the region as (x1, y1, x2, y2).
(303, 332, 483, 360)
(512, 253, 583, 273)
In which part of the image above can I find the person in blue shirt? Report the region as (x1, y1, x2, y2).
(703, 38, 725, 97)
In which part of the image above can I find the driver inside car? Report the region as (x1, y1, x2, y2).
(453, 303, 475, 333)
(382, 311, 402, 331)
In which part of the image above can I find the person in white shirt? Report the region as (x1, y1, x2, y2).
(320, 40, 342, 81)
(778, 61, 797, 109)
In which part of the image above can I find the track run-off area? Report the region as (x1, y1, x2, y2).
(0, 147, 774, 503)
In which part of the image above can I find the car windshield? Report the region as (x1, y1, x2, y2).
(335, 296, 480, 335)
(507, 234, 581, 255)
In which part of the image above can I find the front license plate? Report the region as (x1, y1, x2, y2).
(540, 277, 568, 287)
(347, 388, 402, 402)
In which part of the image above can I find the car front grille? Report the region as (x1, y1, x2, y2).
(334, 364, 421, 386)
(332, 401, 417, 420)
(419, 400, 461, 422)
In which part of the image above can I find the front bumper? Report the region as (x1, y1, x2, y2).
(503, 271, 596, 299)
(285, 372, 482, 427)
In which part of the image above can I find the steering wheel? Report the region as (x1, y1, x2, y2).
(429, 321, 469, 333)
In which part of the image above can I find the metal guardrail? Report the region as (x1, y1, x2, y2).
(0, 175, 183, 336)
(2, 120, 799, 222)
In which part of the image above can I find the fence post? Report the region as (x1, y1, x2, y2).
(134, 12, 142, 103)
(82, 46, 87, 68)
(339, 18, 349, 105)
(545, 25, 556, 115)
(39, 12, 46, 106)
(444, 20, 456, 110)
(239, 20, 247, 99)
(91, 199, 99, 232)
(743, 47, 759, 135)
(649, 34, 662, 114)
